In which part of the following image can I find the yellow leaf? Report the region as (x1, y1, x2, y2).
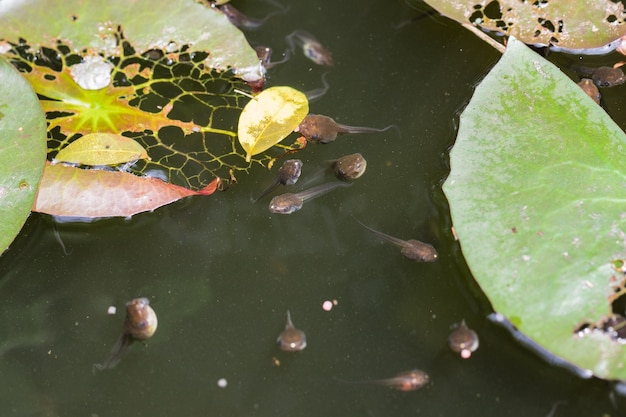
(237, 86, 309, 162)
(54, 133, 149, 166)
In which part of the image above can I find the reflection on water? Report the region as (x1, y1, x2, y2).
(0, 0, 623, 416)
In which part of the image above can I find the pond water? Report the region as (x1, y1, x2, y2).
(1, 0, 626, 416)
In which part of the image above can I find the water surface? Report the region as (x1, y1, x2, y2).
(0, 0, 622, 416)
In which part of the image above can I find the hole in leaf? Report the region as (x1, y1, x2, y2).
(469, 11, 484, 25)
(538, 18, 556, 33)
(3, 28, 304, 191)
(483, 1, 502, 20)
(557, 20, 564, 33)
(142, 49, 164, 61)
(573, 260, 626, 343)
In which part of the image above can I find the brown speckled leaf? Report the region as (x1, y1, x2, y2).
(424, 0, 626, 51)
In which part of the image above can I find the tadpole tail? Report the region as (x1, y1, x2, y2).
(353, 216, 407, 248)
(305, 72, 330, 103)
(252, 180, 280, 203)
(333, 376, 389, 386)
(92, 333, 133, 374)
(336, 123, 401, 137)
(332, 376, 372, 385)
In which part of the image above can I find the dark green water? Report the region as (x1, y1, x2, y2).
(1, 0, 624, 416)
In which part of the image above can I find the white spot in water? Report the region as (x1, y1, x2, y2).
(460, 349, 472, 359)
(107, 306, 117, 315)
(217, 378, 228, 388)
(322, 300, 333, 311)
(70, 55, 112, 90)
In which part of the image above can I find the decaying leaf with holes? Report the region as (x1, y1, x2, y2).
(237, 86, 309, 162)
(423, 0, 626, 52)
(54, 133, 149, 166)
(0, 0, 307, 210)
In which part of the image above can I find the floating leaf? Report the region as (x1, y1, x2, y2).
(0, 56, 47, 252)
(443, 38, 626, 379)
(0, 1, 310, 193)
(34, 163, 218, 219)
(238, 86, 309, 162)
(0, 0, 263, 83)
(423, 0, 626, 51)
(54, 133, 149, 166)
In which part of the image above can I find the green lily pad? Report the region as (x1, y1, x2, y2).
(443, 37, 626, 380)
(0, 0, 263, 82)
(424, 0, 626, 51)
(0, 56, 47, 253)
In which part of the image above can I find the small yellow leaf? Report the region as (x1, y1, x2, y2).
(54, 133, 149, 166)
(237, 86, 309, 162)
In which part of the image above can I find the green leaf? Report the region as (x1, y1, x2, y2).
(54, 133, 148, 166)
(0, 56, 47, 252)
(237, 86, 309, 162)
(0, 0, 263, 83)
(443, 37, 626, 380)
(423, 0, 626, 51)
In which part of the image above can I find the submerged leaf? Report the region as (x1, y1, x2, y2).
(34, 163, 218, 219)
(238, 86, 309, 162)
(0, 56, 47, 252)
(54, 133, 149, 166)
(443, 38, 626, 379)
